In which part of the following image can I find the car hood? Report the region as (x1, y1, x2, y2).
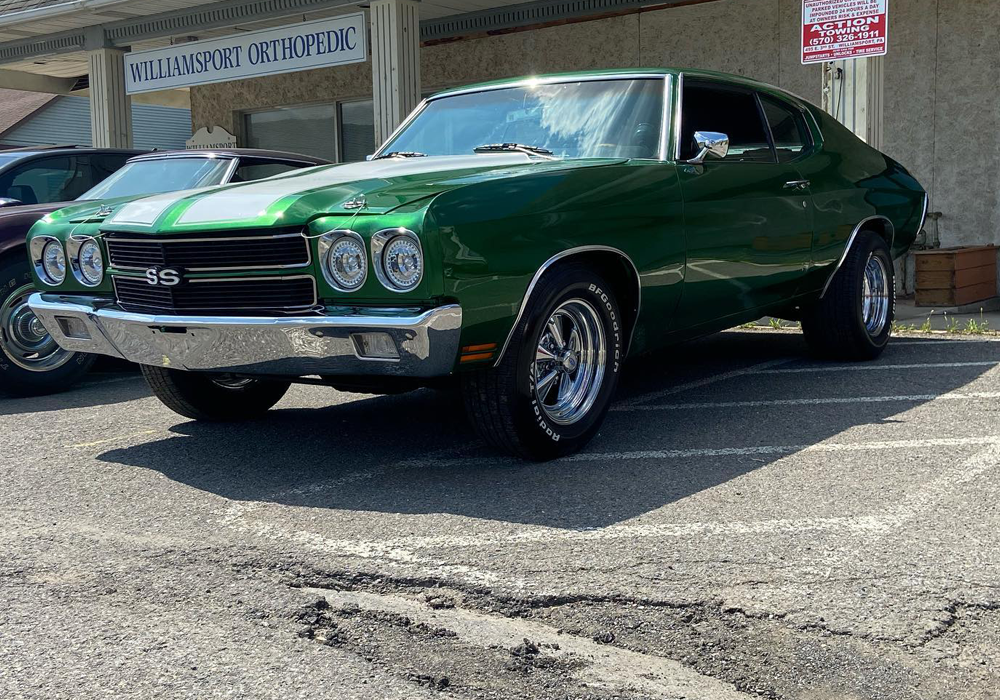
(98, 155, 628, 232)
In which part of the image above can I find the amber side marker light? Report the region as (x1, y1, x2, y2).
(460, 342, 497, 363)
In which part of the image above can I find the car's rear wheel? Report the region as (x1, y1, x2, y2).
(0, 260, 95, 396)
(801, 231, 894, 360)
(140, 365, 291, 421)
(462, 264, 623, 460)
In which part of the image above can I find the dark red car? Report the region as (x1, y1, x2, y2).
(0, 148, 328, 396)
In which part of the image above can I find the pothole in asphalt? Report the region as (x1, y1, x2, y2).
(280, 568, 997, 700)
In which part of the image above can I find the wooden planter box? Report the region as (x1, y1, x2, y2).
(914, 245, 997, 307)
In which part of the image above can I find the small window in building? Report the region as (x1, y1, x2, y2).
(244, 104, 337, 162)
(680, 82, 774, 163)
(759, 95, 811, 162)
(339, 99, 375, 163)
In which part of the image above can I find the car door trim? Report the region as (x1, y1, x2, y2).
(494, 246, 642, 367)
(819, 215, 895, 299)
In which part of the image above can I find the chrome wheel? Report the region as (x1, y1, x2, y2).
(862, 253, 890, 336)
(533, 299, 606, 426)
(0, 283, 73, 372)
(211, 374, 256, 389)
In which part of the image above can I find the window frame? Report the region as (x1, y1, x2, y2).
(675, 77, 777, 165)
(240, 101, 341, 162)
(673, 74, 822, 164)
(372, 74, 675, 162)
(756, 91, 816, 164)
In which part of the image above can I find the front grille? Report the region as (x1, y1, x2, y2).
(104, 228, 310, 271)
(113, 275, 317, 315)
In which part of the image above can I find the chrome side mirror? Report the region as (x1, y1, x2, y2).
(687, 131, 730, 164)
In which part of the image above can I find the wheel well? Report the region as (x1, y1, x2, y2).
(547, 249, 641, 353)
(0, 243, 28, 274)
(860, 216, 893, 249)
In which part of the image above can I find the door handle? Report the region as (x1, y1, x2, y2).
(784, 179, 810, 190)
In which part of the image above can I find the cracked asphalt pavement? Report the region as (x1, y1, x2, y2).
(2, 329, 999, 699)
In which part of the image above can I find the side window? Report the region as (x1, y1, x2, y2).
(91, 154, 130, 183)
(0, 156, 97, 204)
(760, 96, 811, 162)
(231, 160, 307, 183)
(679, 82, 774, 163)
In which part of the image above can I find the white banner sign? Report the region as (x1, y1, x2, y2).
(125, 13, 367, 94)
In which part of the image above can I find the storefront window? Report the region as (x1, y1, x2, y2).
(339, 99, 375, 163)
(244, 104, 338, 162)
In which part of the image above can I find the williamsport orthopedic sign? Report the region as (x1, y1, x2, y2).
(801, 0, 888, 64)
(124, 13, 367, 94)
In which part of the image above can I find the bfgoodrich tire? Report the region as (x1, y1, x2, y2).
(140, 365, 291, 421)
(801, 231, 894, 361)
(0, 259, 95, 397)
(462, 264, 623, 460)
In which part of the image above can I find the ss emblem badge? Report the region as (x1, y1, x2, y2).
(145, 267, 182, 286)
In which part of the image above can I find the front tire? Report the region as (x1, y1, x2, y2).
(801, 231, 894, 361)
(140, 365, 290, 421)
(462, 264, 623, 460)
(0, 259, 95, 397)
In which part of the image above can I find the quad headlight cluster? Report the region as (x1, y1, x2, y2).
(30, 236, 105, 287)
(318, 228, 423, 293)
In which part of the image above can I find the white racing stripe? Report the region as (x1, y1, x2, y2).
(613, 391, 1000, 411)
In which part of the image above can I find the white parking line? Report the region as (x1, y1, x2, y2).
(394, 436, 1000, 469)
(612, 391, 1000, 412)
(625, 357, 796, 406)
(760, 361, 997, 374)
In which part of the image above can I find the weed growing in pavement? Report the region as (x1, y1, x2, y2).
(769, 318, 783, 330)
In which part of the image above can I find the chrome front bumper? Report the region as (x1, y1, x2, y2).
(28, 293, 462, 378)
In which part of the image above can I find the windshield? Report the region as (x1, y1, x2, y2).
(77, 157, 232, 200)
(380, 78, 665, 160)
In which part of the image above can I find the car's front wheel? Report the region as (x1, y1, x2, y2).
(462, 264, 623, 460)
(140, 365, 291, 421)
(0, 260, 95, 396)
(801, 231, 894, 360)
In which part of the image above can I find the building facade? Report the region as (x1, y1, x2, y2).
(0, 0, 995, 284)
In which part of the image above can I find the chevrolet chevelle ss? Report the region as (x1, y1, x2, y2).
(27, 69, 927, 460)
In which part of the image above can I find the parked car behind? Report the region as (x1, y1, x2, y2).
(1, 148, 328, 395)
(27, 70, 927, 459)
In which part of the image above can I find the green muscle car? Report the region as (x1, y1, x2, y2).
(27, 69, 927, 460)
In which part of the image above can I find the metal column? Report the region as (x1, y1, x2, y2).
(370, 0, 421, 147)
(822, 57, 884, 149)
(88, 48, 133, 148)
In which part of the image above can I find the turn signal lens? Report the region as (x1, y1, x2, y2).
(352, 332, 399, 359)
(42, 240, 66, 284)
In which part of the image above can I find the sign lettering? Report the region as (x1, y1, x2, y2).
(125, 13, 367, 94)
(801, 0, 888, 64)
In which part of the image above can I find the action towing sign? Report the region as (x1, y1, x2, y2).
(802, 0, 888, 64)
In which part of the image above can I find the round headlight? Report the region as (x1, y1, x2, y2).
(325, 235, 367, 291)
(77, 240, 104, 285)
(42, 240, 66, 284)
(382, 236, 423, 290)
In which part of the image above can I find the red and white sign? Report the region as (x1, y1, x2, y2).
(801, 0, 888, 64)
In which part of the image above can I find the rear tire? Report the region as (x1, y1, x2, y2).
(0, 259, 95, 397)
(140, 365, 290, 421)
(801, 231, 894, 361)
(461, 264, 623, 460)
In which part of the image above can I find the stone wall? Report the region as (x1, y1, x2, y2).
(189, 0, 999, 251)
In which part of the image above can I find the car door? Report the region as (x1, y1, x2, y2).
(673, 80, 814, 331)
